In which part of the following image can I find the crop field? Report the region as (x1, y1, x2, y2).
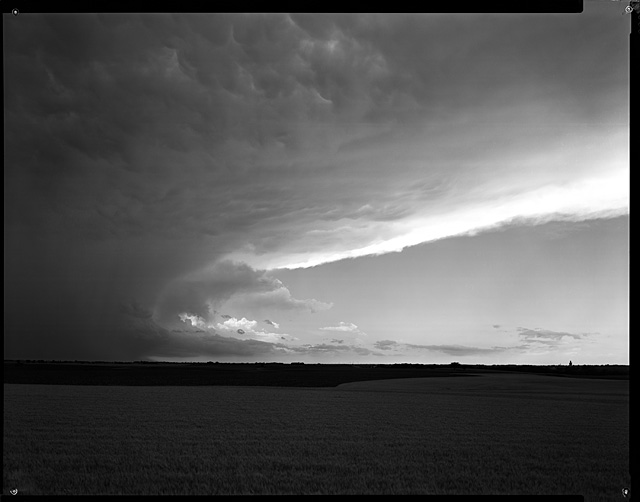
(3, 373, 629, 498)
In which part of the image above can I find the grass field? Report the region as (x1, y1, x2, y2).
(3, 373, 629, 497)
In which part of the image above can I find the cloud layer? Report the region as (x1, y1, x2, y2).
(371, 324, 598, 362)
(5, 14, 628, 269)
(4, 12, 628, 362)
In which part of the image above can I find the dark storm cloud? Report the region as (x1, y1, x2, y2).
(120, 301, 154, 319)
(155, 260, 331, 327)
(5, 12, 627, 246)
(87, 300, 287, 360)
(7, 13, 627, 236)
(4, 11, 628, 361)
(90, 301, 373, 360)
(4, 13, 420, 272)
(145, 326, 285, 359)
(5, 14, 298, 242)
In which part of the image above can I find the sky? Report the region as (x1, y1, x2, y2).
(4, 5, 629, 365)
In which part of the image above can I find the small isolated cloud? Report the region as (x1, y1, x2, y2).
(263, 319, 280, 329)
(217, 317, 258, 332)
(179, 313, 216, 331)
(212, 316, 291, 343)
(374, 339, 399, 351)
(492, 324, 501, 329)
(320, 322, 360, 333)
(331, 339, 344, 344)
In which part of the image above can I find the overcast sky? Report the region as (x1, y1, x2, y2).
(4, 6, 629, 364)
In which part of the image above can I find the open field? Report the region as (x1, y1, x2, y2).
(3, 361, 477, 387)
(3, 373, 629, 498)
(3, 361, 629, 387)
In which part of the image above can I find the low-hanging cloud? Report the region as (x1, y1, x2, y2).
(154, 259, 332, 329)
(405, 343, 504, 356)
(516, 327, 586, 346)
(291, 343, 379, 357)
(113, 303, 357, 360)
(373, 339, 399, 351)
(374, 339, 505, 356)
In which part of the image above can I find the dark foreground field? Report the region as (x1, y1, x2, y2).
(4, 361, 476, 387)
(3, 364, 629, 499)
(3, 360, 629, 386)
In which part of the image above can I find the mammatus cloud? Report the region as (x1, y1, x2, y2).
(0, 13, 612, 274)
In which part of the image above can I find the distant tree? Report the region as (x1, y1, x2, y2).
(569, 360, 573, 367)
